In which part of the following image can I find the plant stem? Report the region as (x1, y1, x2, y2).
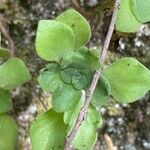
(64, 0, 121, 149)
(0, 15, 15, 56)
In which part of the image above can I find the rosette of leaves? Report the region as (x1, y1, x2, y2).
(0, 46, 31, 149)
(38, 48, 108, 112)
(36, 9, 110, 113)
(116, 0, 150, 32)
(31, 8, 150, 150)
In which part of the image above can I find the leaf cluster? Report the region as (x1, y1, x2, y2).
(30, 9, 150, 149)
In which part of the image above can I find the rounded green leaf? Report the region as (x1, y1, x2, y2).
(52, 84, 81, 112)
(61, 51, 94, 79)
(131, 0, 150, 23)
(72, 71, 81, 84)
(73, 106, 103, 150)
(56, 9, 91, 48)
(0, 114, 18, 150)
(38, 64, 62, 92)
(35, 20, 75, 61)
(61, 51, 88, 69)
(64, 92, 85, 126)
(61, 50, 99, 72)
(78, 47, 100, 71)
(60, 68, 75, 84)
(0, 47, 11, 59)
(92, 76, 111, 107)
(72, 73, 88, 90)
(60, 67, 89, 90)
(101, 76, 111, 96)
(0, 88, 12, 113)
(103, 57, 150, 103)
(0, 58, 31, 90)
(64, 105, 103, 150)
(60, 51, 93, 90)
(30, 110, 68, 150)
(116, 0, 142, 32)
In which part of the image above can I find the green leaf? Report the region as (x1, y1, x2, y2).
(30, 110, 68, 150)
(0, 88, 12, 113)
(64, 91, 85, 126)
(61, 51, 89, 69)
(103, 57, 150, 103)
(60, 67, 89, 90)
(116, 0, 142, 32)
(78, 47, 100, 71)
(56, 9, 91, 49)
(89, 48, 100, 59)
(92, 76, 111, 107)
(131, 0, 150, 23)
(101, 76, 111, 96)
(64, 104, 103, 150)
(52, 84, 81, 112)
(60, 51, 93, 90)
(71, 71, 82, 84)
(35, 20, 75, 61)
(0, 58, 31, 90)
(61, 50, 98, 75)
(76, 46, 88, 52)
(0, 47, 11, 59)
(0, 114, 18, 150)
(38, 63, 62, 92)
(72, 73, 88, 90)
(60, 68, 78, 84)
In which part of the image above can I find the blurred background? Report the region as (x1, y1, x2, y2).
(0, 0, 150, 149)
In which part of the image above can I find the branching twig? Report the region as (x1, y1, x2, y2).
(64, 0, 121, 149)
(0, 15, 15, 56)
